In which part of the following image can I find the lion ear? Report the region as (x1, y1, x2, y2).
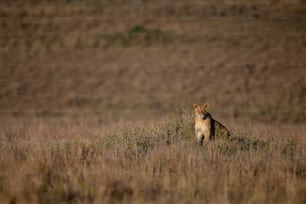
(193, 103, 199, 109)
(203, 103, 209, 109)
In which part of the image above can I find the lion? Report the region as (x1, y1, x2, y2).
(193, 103, 230, 145)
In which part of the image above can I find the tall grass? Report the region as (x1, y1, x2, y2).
(0, 113, 305, 203)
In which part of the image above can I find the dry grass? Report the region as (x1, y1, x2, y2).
(0, 112, 305, 203)
(1, 1, 306, 203)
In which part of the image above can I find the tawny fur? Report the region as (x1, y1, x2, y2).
(193, 103, 230, 145)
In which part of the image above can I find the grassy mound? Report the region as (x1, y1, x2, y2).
(0, 113, 305, 203)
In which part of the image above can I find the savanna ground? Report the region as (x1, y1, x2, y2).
(0, 0, 306, 203)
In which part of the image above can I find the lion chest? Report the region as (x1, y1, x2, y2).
(195, 120, 210, 134)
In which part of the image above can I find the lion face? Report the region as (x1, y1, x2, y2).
(193, 103, 209, 120)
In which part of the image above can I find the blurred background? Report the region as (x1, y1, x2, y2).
(1, 0, 305, 124)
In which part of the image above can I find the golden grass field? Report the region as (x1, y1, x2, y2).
(0, 0, 306, 203)
(0, 113, 306, 203)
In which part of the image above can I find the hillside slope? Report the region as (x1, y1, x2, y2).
(1, 0, 305, 122)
